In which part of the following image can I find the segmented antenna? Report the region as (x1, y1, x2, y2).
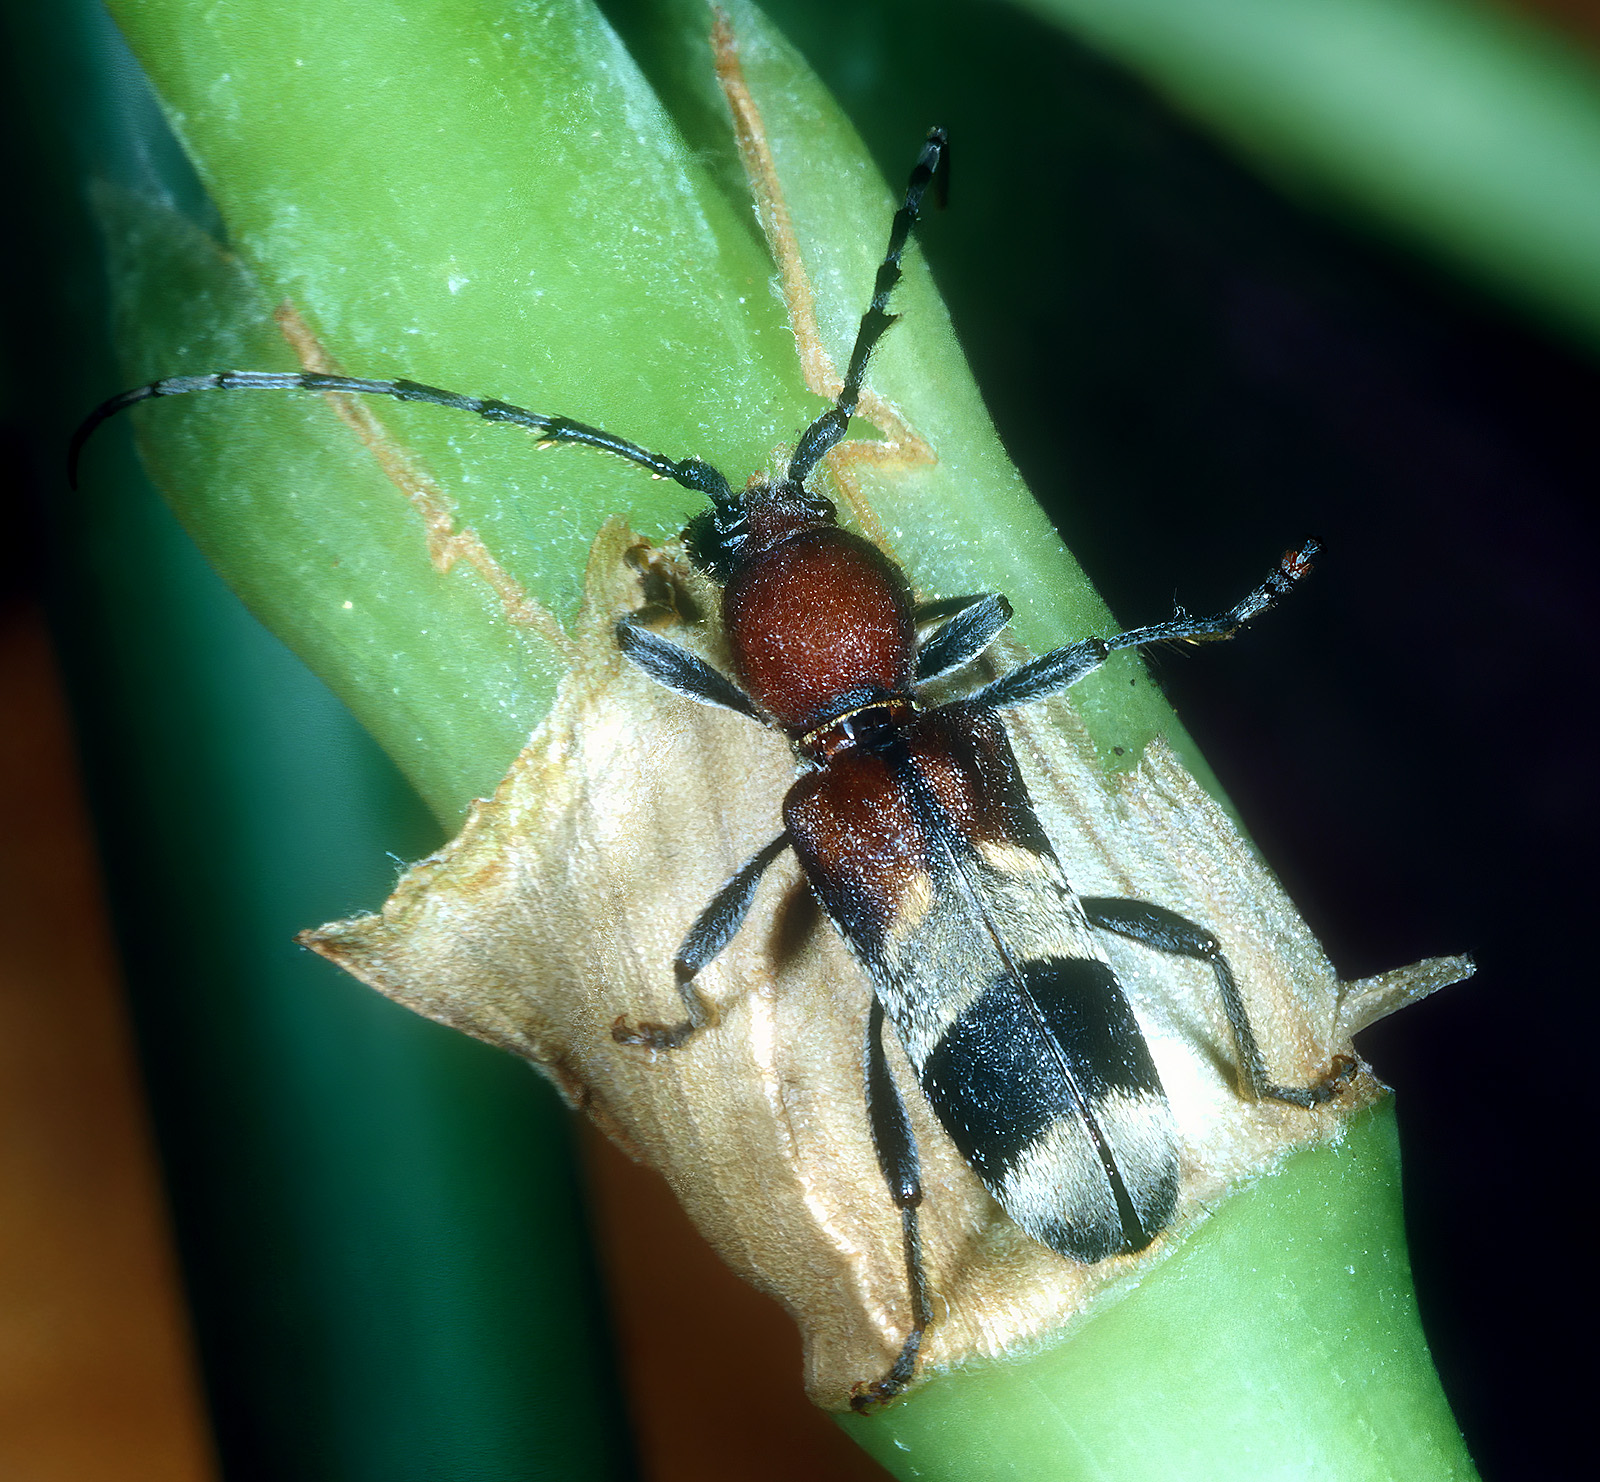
(72, 132, 950, 499)
(787, 127, 949, 484)
(68, 368, 733, 502)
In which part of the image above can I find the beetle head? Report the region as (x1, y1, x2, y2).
(684, 477, 837, 583)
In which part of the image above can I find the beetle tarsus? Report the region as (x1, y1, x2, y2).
(1258, 1052, 1359, 1108)
(610, 1014, 700, 1052)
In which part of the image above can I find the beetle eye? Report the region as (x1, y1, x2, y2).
(683, 501, 747, 582)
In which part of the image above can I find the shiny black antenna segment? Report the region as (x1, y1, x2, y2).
(68, 368, 734, 502)
(786, 127, 948, 485)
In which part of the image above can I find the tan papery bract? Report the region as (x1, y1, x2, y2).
(302, 519, 1470, 1409)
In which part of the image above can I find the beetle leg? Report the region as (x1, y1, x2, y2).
(851, 998, 933, 1412)
(968, 542, 1319, 712)
(615, 617, 768, 723)
(612, 833, 791, 1050)
(914, 593, 1013, 684)
(1080, 897, 1356, 1106)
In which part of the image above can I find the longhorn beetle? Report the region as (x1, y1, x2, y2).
(74, 127, 1354, 1408)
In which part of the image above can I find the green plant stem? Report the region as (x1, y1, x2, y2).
(98, 0, 1195, 825)
(80, 0, 1474, 1476)
(844, 1104, 1470, 1481)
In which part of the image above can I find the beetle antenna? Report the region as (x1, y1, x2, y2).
(67, 369, 733, 502)
(787, 127, 948, 484)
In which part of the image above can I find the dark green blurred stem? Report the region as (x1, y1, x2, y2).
(52, 0, 1485, 1476)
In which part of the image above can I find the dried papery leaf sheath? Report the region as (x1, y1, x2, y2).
(302, 520, 1469, 1409)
